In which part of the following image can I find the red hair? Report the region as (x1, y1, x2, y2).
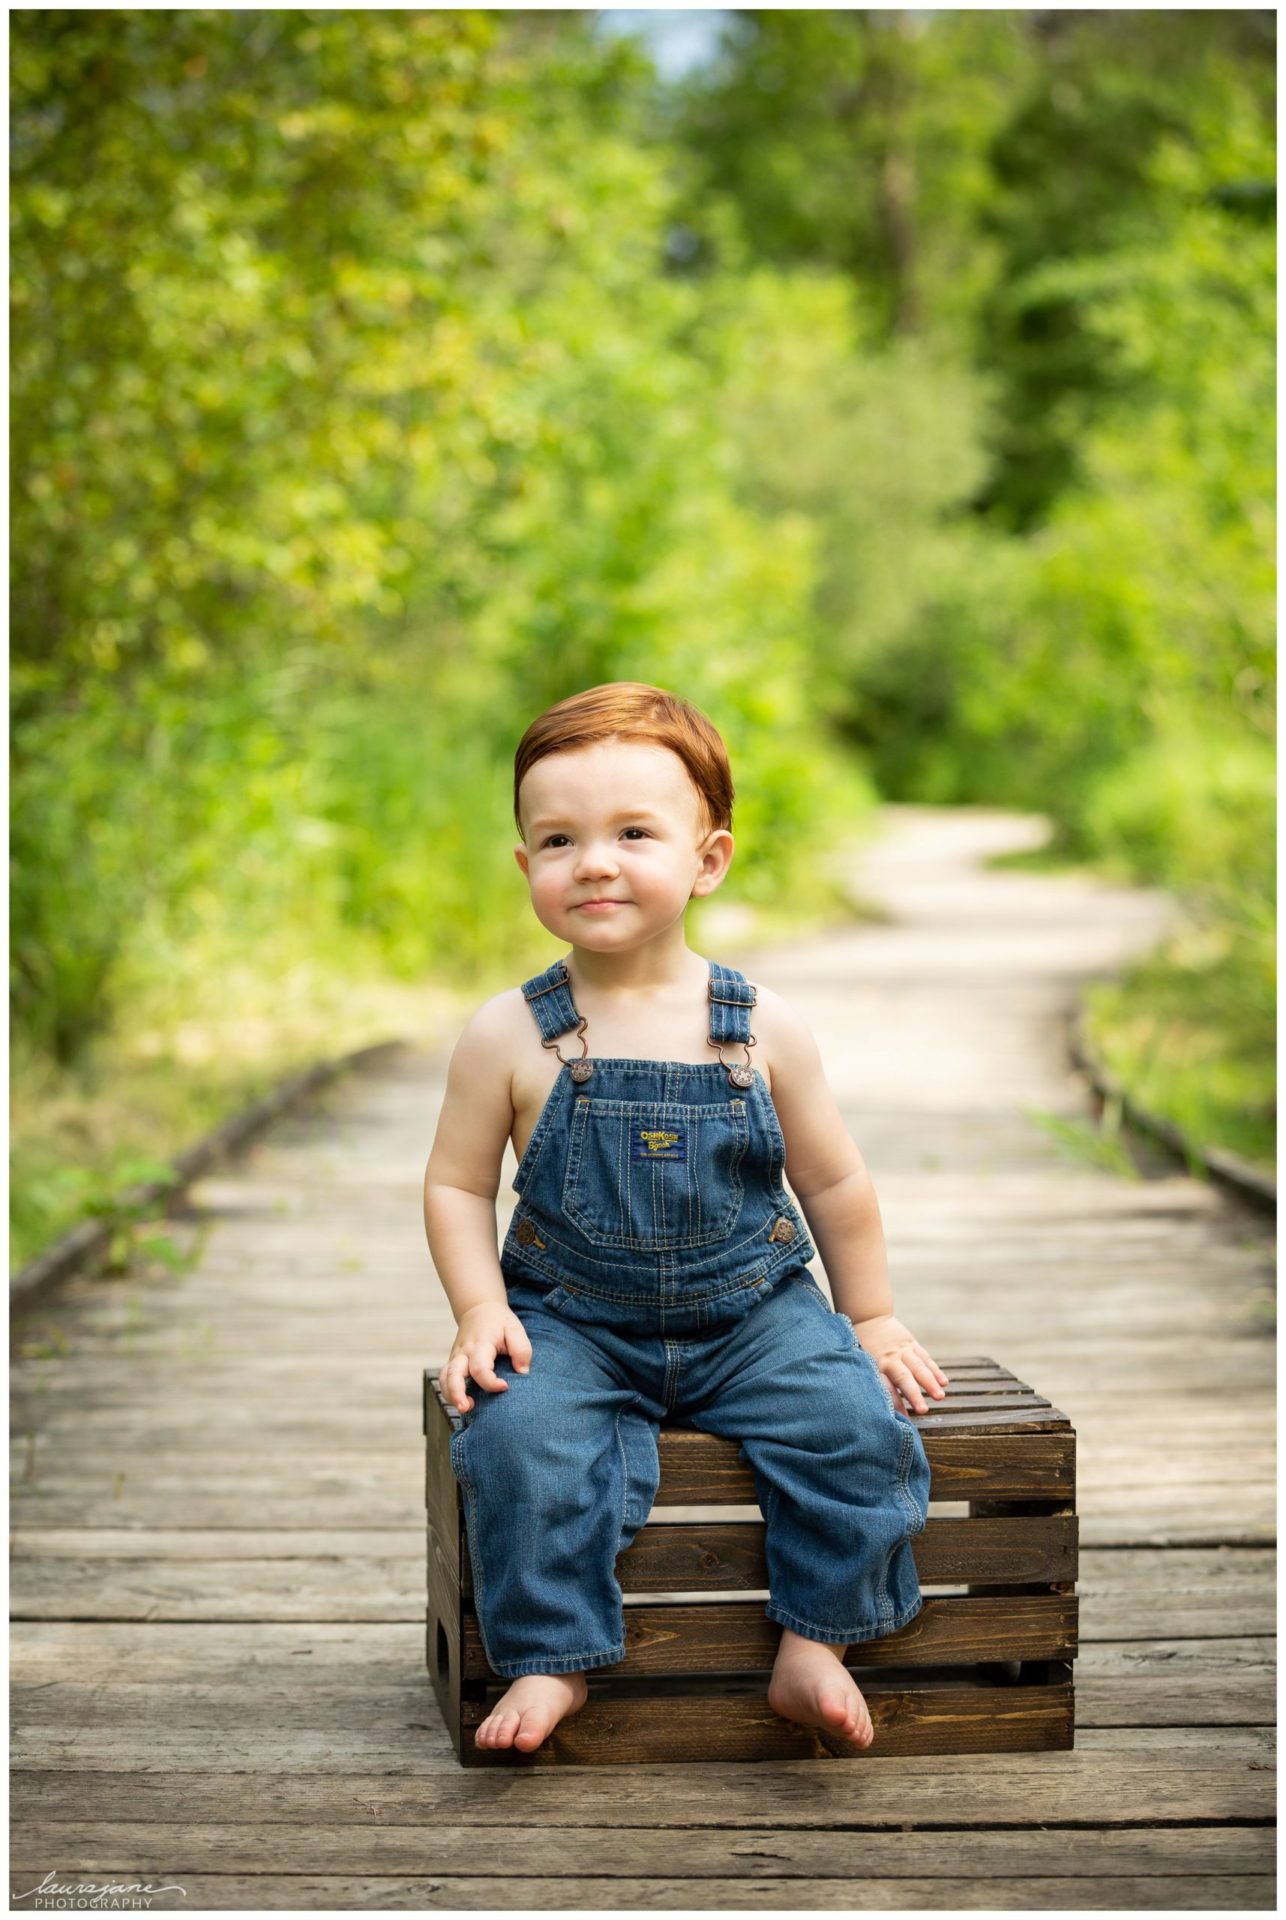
(513, 683, 734, 840)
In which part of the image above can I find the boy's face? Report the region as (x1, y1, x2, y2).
(514, 739, 734, 948)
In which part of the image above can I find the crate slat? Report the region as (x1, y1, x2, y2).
(458, 1668, 1076, 1765)
(424, 1357, 1078, 1763)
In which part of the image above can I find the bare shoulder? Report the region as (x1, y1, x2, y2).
(744, 977, 862, 1196)
(454, 985, 529, 1053)
(426, 990, 525, 1196)
(744, 978, 823, 1079)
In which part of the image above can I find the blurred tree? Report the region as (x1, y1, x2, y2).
(974, 7, 1275, 527)
(669, 8, 1037, 342)
(10, 7, 864, 1061)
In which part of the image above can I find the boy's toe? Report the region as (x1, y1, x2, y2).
(818, 1685, 853, 1729)
(513, 1709, 551, 1752)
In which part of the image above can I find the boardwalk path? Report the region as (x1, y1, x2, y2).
(11, 804, 1275, 1910)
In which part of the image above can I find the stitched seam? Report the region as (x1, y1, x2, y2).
(512, 1204, 810, 1269)
(456, 1461, 508, 1678)
(502, 1237, 806, 1299)
(765, 1593, 925, 1644)
(512, 1073, 566, 1196)
(560, 1099, 749, 1251)
(614, 1404, 630, 1538)
(486, 1638, 627, 1662)
(893, 1417, 927, 1534)
(486, 1644, 626, 1677)
(662, 1340, 680, 1412)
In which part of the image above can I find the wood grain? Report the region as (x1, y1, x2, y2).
(10, 807, 1275, 1910)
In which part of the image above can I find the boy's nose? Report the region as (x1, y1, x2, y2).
(574, 848, 620, 877)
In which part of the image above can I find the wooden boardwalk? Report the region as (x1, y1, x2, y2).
(10, 803, 1275, 1910)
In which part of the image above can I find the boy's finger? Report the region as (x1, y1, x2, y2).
(506, 1328, 533, 1373)
(912, 1342, 950, 1388)
(469, 1352, 507, 1393)
(919, 1359, 946, 1398)
(894, 1359, 928, 1413)
(440, 1358, 471, 1412)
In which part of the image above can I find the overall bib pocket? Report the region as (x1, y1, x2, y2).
(562, 1095, 750, 1250)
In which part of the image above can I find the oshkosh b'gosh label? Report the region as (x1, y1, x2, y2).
(631, 1126, 687, 1162)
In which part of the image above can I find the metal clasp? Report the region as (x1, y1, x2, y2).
(708, 1032, 757, 1089)
(541, 1017, 593, 1083)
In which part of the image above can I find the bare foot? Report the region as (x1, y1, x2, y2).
(474, 1671, 588, 1752)
(767, 1627, 874, 1749)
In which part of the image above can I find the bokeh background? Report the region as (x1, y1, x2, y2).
(10, 8, 1275, 1269)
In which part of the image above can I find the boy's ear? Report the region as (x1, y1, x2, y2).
(514, 844, 530, 881)
(691, 829, 734, 899)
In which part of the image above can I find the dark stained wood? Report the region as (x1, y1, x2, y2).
(426, 1372, 1077, 1505)
(457, 1593, 1078, 1683)
(425, 1355, 1081, 1763)
(459, 1671, 1075, 1765)
(453, 1513, 1081, 1597)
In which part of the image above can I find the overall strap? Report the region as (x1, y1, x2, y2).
(519, 959, 582, 1041)
(707, 961, 756, 1046)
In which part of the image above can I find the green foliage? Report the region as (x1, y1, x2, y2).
(1083, 924, 1276, 1174)
(702, 265, 1007, 765)
(9, 8, 1277, 1261)
(10, 8, 865, 1074)
(674, 9, 1275, 1173)
(974, 8, 1275, 526)
(1023, 1107, 1144, 1182)
(959, 79, 1274, 1122)
(671, 10, 1038, 335)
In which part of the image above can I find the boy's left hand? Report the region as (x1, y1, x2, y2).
(855, 1314, 949, 1415)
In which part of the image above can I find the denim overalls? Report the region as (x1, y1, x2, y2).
(448, 954, 931, 1679)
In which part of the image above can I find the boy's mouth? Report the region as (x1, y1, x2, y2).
(575, 899, 629, 911)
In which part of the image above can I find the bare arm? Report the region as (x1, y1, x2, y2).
(422, 997, 515, 1320)
(757, 984, 948, 1413)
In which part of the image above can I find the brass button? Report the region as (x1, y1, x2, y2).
(516, 1219, 536, 1246)
(768, 1216, 795, 1244)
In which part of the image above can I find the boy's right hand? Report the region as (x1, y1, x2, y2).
(440, 1302, 533, 1412)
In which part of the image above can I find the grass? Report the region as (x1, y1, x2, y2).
(9, 947, 465, 1273)
(987, 830, 1275, 1181)
(1023, 1105, 1146, 1180)
(1081, 939, 1275, 1177)
(9, 869, 874, 1276)
(11, 812, 1272, 1274)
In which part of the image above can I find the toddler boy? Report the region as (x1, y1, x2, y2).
(423, 682, 946, 1754)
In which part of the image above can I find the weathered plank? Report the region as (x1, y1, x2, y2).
(9, 807, 1277, 1904)
(8, 1819, 1276, 1878)
(7, 1541, 1273, 1636)
(5, 1872, 1277, 1911)
(6, 1725, 1276, 1812)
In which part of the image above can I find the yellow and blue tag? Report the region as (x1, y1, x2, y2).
(632, 1127, 686, 1162)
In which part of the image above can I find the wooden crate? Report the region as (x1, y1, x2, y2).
(423, 1358, 1077, 1766)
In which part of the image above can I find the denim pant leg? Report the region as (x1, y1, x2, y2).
(682, 1279, 932, 1645)
(449, 1291, 660, 1678)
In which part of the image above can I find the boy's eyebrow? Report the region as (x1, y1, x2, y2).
(528, 807, 667, 830)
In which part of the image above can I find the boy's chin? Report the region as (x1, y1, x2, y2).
(555, 909, 642, 941)
(562, 919, 629, 940)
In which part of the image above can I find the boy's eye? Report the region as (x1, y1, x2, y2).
(539, 828, 651, 849)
